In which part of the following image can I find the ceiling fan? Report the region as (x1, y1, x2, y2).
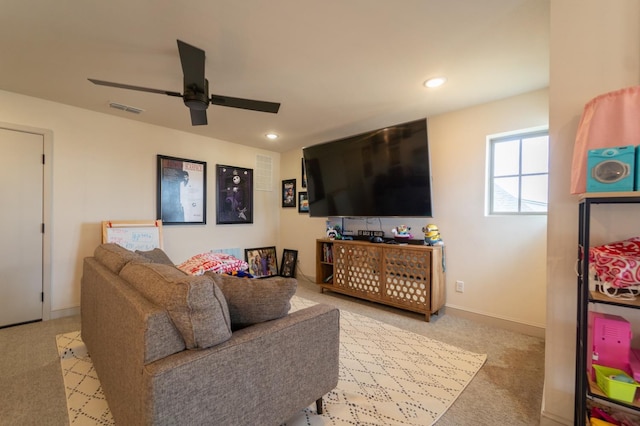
(89, 40, 280, 126)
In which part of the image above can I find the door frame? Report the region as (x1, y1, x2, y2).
(0, 122, 53, 321)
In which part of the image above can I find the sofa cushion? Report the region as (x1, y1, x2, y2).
(135, 248, 175, 266)
(208, 273, 297, 330)
(120, 262, 232, 349)
(94, 243, 151, 274)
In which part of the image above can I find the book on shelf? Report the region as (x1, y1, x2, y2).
(323, 243, 333, 263)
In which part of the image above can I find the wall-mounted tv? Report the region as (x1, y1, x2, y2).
(303, 118, 433, 218)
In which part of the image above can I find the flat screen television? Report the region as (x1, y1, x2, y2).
(303, 118, 433, 217)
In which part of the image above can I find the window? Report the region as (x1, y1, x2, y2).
(488, 130, 549, 214)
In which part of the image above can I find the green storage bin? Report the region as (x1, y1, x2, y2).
(593, 364, 639, 403)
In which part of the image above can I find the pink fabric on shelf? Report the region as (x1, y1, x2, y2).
(570, 86, 640, 194)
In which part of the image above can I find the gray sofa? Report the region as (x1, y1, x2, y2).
(81, 244, 340, 425)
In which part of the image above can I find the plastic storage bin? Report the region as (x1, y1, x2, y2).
(593, 364, 639, 403)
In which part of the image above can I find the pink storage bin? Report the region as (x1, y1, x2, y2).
(588, 312, 632, 381)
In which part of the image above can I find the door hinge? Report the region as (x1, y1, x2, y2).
(42, 154, 45, 165)
(41, 223, 45, 233)
(41, 292, 44, 302)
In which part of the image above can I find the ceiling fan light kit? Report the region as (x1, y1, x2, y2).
(89, 40, 281, 127)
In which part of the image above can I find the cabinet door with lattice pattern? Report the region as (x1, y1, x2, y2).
(333, 242, 382, 299)
(382, 247, 431, 312)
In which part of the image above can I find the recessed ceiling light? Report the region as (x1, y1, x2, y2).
(424, 77, 446, 88)
(265, 133, 279, 140)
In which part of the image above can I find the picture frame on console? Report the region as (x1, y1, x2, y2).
(282, 179, 296, 208)
(245, 246, 278, 278)
(216, 165, 253, 225)
(280, 249, 298, 278)
(298, 192, 309, 213)
(157, 155, 206, 225)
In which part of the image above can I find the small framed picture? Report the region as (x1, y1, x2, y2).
(282, 179, 296, 208)
(245, 246, 278, 278)
(298, 191, 309, 213)
(280, 249, 298, 278)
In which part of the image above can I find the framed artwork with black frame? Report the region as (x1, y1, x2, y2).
(282, 179, 296, 208)
(280, 249, 298, 278)
(216, 165, 253, 224)
(298, 192, 309, 213)
(157, 155, 206, 225)
(245, 246, 278, 278)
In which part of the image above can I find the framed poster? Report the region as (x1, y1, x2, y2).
(245, 246, 278, 278)
(216, 165, 253, 224)
(282, 179, 296, 208)
(157, 155, 206, 225)
(298, 192, 309, 213)
(280, 249, 298, 278)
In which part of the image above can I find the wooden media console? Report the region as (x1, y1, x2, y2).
(315, 239, 445, 321)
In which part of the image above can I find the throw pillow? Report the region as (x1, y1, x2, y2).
(120, 262, 232, 349)
(135, 248, 175, 266)
(94, 243, 151, 274)
(208, 273, 297, 330)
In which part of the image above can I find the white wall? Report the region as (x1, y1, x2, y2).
(543, 1, 640, 424)
(281, 88, 549, 329)
(0, 90, 283, 314)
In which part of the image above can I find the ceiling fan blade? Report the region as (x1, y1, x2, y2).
(88, 79, 182, 98)
(189, 108, 208, 126)
(210, 94, 281, 114)
(177, 40, 205, 91)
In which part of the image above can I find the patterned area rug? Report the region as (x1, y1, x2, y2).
(57, 296, 486, 425)
(56, 332, 113, 425)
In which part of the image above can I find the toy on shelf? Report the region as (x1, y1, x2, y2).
(326, 225, 342, 240)
(422, 224, 443, 246)
(391, 225, 412, 239)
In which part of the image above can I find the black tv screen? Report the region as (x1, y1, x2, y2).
(303, 118, 433, 217)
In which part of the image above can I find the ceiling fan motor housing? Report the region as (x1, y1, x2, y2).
(183, 79, 209, 110)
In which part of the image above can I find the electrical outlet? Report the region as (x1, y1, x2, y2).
(455, 280, 464, 293)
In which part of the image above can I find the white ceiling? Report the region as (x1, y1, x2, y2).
(0, 0, 549, 153)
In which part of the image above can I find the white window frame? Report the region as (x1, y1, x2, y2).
(487, 128, 549, 216)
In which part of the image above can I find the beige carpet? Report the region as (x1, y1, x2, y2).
(57, 296, 486, 425)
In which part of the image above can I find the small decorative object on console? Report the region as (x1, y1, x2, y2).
(391, 225, 412, 239)
(326, 225, 342, 240)
(422, 224, 443, 246)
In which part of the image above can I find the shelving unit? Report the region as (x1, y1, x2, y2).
(575, 192, 640, 423)
(315, 239, 445, 321)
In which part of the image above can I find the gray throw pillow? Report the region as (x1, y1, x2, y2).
(135, 248, 175, 265)
(208, 273, 297, 330)
(121, 262, 232, 349)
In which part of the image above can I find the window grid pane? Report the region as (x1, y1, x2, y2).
(489, 131, 548, 215)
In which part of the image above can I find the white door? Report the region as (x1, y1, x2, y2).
(0, 128, 43, 327)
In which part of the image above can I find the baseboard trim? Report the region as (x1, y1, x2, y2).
(50, 306, 80, 319)
(539, 410, 571, 426)
(443, 306, 545, 339)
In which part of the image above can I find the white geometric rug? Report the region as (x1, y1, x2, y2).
(57, 296, 486, 425)
(56, 331, 113, 425)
